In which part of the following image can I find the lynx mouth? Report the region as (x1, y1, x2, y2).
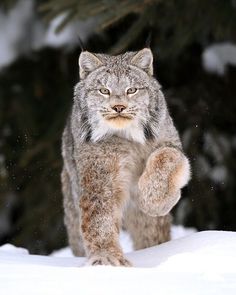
(104, 114, 133, 128)
(105, 114, 133, 120)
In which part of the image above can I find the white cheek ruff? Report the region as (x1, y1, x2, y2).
(91, 119, 111, 142)
(91, 117, 146, 144)
(119, 122, 146, 144)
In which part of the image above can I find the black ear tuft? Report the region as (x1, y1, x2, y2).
(145, 31, 152, 48)
(77, 35, 85, 52)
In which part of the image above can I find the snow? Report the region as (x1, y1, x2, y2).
(0, 243, 29, 255)
(51, 226, 196, 258)
(51, 230, 134, 258)
(202, 42, 236, 75)
(171, 224, 196, 239)
(0, 0, 97, 70)
(0, 0, 33, 68)
(43, 13, 97, 50)
(1, 230, 236, 295)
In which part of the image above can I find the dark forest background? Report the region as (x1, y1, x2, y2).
(0, 0, 236, 254)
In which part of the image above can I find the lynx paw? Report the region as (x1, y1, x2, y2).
(87, 253, 132, 267)
(138, 147, 190, 216)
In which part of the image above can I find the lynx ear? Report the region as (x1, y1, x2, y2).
(131, 48, 153, 75)
(78, 51, 103, 79)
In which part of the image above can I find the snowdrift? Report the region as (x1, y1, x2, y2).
(0, 231, 236, 295)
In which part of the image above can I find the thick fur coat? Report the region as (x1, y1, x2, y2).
(61, 48, 191, 266)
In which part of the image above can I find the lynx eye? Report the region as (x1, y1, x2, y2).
(99, 88, 110, 95)
(127, 87, 137, 95)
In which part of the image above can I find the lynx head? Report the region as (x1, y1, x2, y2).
(74, 48, 166, 144)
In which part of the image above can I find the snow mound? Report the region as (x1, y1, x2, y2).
(51, 225, 196, 257)
(0, 231, 236, 295)
(51, 229, 134, 257)
(0, 243, 29, 255)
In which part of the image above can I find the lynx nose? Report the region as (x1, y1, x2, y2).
(112, 105, 126, 113)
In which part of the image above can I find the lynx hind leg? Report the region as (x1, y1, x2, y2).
(61, 168, 85, 257)
(123, 204, 171, 250)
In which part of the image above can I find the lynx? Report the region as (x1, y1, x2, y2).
(61, 48, 191, 266)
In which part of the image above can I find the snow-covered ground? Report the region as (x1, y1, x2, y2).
(0, 229, 236, 295)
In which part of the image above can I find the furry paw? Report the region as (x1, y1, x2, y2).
(87, 253, 132, 267)
(138, 147, 190, 216)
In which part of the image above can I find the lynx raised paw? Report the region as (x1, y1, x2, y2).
(138, 147, 190, 217)
(87, 253, 132, 267)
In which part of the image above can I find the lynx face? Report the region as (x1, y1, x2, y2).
(76, 49, 163, 144)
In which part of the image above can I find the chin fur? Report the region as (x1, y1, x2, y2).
(91, 117, 146, 144)
(106, 116, 133, 129)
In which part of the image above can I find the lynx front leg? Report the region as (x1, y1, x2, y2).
(138, 147, 190, 217)
(79, 156, 131, 266)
